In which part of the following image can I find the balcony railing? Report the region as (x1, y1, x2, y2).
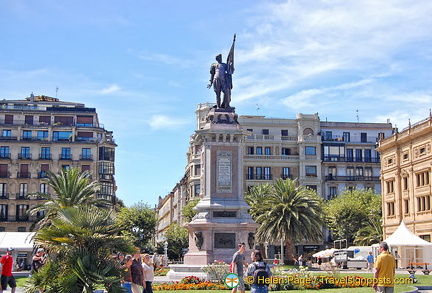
(15, 193, 28, 199)
(246, 174, 273, 180)
(0, 172, 10, 178)
(0, 193, 9, 199)
(323, 156, 380, 163)
(80, 154, 93, 160)
(325, 175, 380, 181)
(39, 154, 52, 160)
(59, 154, 72, 160)
(18, 153, 32, 159)
(0, 154, 10, 159)
(322, 135, 379, 144)
(17, 172, 31, 178)
(0, 136, 17, 141)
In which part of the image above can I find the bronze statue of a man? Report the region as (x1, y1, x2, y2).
(207, 34, 235, 109)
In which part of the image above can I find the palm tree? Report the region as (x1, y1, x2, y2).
(245, 178, 324, 264)
(28, 168, 112, 230)
(26, 206, 134, 293)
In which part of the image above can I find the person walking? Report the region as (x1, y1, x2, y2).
(231, 243, 248, 293)
(130, 248, 143, 293)
(121, 255, 133, 293)
(367, 251, 374, 272)
(142, 254, 154, 293)
(31, 248, 46, 274)
(0, 247, 16, 293)
(373, 242, 396, 293)
(246, 250, 272, 293)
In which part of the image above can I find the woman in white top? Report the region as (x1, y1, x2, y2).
(141, 253, 155, 293)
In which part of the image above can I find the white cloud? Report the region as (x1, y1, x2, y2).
(149, 114, 188, 130)
(99, 84, 121, 94)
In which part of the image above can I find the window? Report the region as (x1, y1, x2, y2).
(329, 187, 337, 199)
(37, 131, 48, 140)
(264, 167, 271, 180)
(5, 115, 13, 124)
(100, 182, 114, 197)
(346, 149, 353, 162)
(18, 227, 26, 232)
(305, 166, 317, 177)
(40, 183, 48, 194)
(22, 130, 32, 140)
(347, 167, 354, 180)
(194, 184, 200, 196)
(1, 130, 11, 138)
(0, 183, 6, 197)
(40, 164, 49, 178)
(39, 115, 51, 125)
(416, 171, 430, 187)
(16, 204, 29, 221)
(20, 147, 30, 159)
(387, 202, 395, 216)
(54, 116, 73, 125)
(247, 147, 254, 155)
(76, 132, 93, 141)
(404, 199, 409, 214)
(61, 148, 71, 159)
(364, 149, 372, 162)
(81, 148, 91, 160)
(19, 164, 29, 178)
(19, 183, 28, 198)
(99, 147, 115, 161)
(0, 205, 7, 221)
(328, 166, 337, 178)
(0, 146, 9, 158)
(247, 167, 254, 180)
(306, 185, 317, 192)
(343, 132, 350, 142)
(361, 132, 367, 143)
(386, 180, 395, 193)
(262, 129, 269, 135)
(356, 167, 363, 177)
(282, 148, 291, 155)
(417, 195, 431, 212)
(247, 129, 253, 132)
(403, 177, 409, 190)
(53, 131, 72, 141)
(256, 167, 263, 180)
(99, 162, 114, 175)
(365, 167, 373, 178)
(420, 235, 431, 242)
(40, 147, 51, 159)
(403, 153, 409, 160)
(194, 164, 201, 176)
(264, 147, 271, 155)
(355, 149, 363, 162)
(282, 167, 290, 179)
(62, 165, 70, 171)
(76, 116, 93, 126)
(256, 147, 262, 155)
(325, 131, 332, 140)
(0, 164, 8, 178)
(281, 130, 288, 136)
(305, 146, 316, 155)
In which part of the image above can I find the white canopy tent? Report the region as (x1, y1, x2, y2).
(0, 232, 36, 269)
(373, 221, 432, 268)
(312, 248, 336, 258)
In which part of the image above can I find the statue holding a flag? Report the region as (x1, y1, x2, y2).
(207, 34, 236, 109)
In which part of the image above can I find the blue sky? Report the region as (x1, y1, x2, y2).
(1, 0, 432, 207)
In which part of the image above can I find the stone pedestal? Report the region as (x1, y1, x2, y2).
(183, 108, 258, 266)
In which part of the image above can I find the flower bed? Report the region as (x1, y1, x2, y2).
(153, 276, 228, 291)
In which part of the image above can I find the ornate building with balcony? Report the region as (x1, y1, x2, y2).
(0, 94, 117, 231)
(156, 103, 394, 255)
(377, 116, 432, 242)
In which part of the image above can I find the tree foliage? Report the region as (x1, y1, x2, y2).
(182, 198, 200, 223)
(116, 201, 157, 251)
(324, 189, 382, 244)
(245, 178, 324, 264)
(165, 223, 189, 260)
(27, 168, 111, 231)
(26, 206, 134, 293)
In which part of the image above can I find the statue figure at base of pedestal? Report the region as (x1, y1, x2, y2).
(207, 34, 236, 109)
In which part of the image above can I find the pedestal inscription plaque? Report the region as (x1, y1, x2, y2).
(214, 233, 236, 248)
(217, 151, 232, 192)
